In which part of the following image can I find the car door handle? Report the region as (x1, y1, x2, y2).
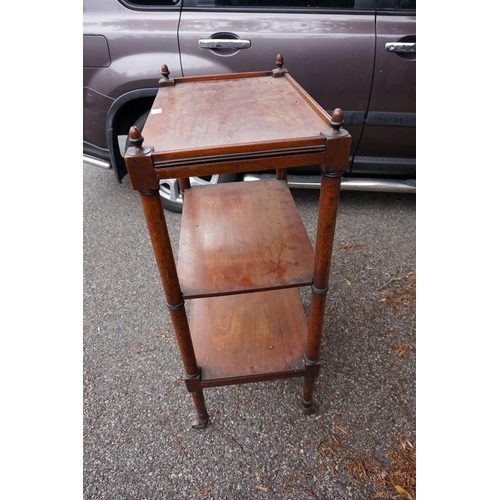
(385, 42, 416, 53)
(198, 39, 251, 50)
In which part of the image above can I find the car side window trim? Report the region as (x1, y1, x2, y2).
(182, 0, 375, 10)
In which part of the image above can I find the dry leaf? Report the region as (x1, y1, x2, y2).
(393, 484, 413, 500)
(345, 279, 352, 286)
(256, 486, 269, 492)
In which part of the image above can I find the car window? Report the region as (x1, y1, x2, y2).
(397, 0, 415, 8)
(377, 0, 415, 11)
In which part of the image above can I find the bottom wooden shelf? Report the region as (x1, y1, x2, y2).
(189, 288, 309, 387)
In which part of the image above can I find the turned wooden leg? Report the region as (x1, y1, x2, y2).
(302, 355, 321, 414)
(303, 171, 342, 414)
(190, 391, 209, 429)
(302, 377, 317, 415)
(276, 168, 287, 181)
(179, 177, 191, 192)
(185, 370, 209, 429)
(139, 189, 209, 428)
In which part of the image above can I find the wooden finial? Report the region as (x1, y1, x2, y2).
(276, 53, 284, 70)
(272, 53, 288, 78)
(126, 125, 152, 156)
(159, 63, 175, 87)
(128, 125, 144, 149)
(330, 108, 344, 130)
(161, 64, 170, 80)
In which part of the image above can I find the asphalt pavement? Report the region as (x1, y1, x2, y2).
(83, 163, 416, 500)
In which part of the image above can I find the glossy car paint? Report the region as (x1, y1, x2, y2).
(353, 13, 416, 176)
(178, 10, 375, 154)
(84, 0, 181, 154)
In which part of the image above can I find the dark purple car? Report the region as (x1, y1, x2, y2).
(83, 0, 416, 212)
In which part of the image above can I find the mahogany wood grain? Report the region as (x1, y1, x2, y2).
(138, 190, 200, 377)
(142, 75, 331, 164)
(302, 173, 343, 409)
(178, 179, 314, 298)
(283, 73, 333, 124)
(165, 70, 272, 86)
(276, 168, 287, 180)
(153, 150, 325, 181)
(189, 288, 308, 387)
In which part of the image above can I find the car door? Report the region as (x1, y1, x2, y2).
(352, 0, 416, 178)
(83, 0, 183, 182)
(178, 0, 377, 161)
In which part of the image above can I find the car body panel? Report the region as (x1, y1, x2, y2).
(178, 8, 376, 158)
(83, 0, 181, 152)
(352, 12, 416, 176)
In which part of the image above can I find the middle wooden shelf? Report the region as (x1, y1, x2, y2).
(178, 178, 315, 299)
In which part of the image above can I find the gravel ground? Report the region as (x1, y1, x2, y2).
(83, 163, 416, 500)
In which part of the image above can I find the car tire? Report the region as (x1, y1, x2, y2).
(126, 111, 238, 213)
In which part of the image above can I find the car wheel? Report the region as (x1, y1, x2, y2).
(126, 111, 238, 213)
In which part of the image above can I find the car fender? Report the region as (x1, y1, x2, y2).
(106, 87, 158, 183)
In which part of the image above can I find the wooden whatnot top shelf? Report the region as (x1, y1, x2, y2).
(141, 73, 332, 169)
(178, 179, 314, 299)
